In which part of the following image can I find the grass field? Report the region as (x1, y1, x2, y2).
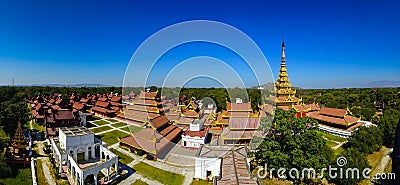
(31, 120, 46, 132)
(132, 179, 148, 185)
(92, 120, 110, 126)
(0, 166, 33, 184)
(316, 130, 347, 142)
(106, 118, 119, 122)
(333, 147, 344, 157)
(110, 148, 134, 164)
(133, 162, 185, 185)
(326, 140, 338, 148)
(98, 130, 129, 145)
(90, 125, 113, 133)
(121, 125, 143, 133)
(111, 122, 128, 128)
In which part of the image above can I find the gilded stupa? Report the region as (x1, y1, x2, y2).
(274, 39, 302, 108)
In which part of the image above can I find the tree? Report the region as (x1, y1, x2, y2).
(0, 101, 30, 137)
(329, 149, 370, 185)
(343, 126, 383, 154)
(250, 108, 332, 181)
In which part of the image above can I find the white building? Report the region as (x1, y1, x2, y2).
(182, 119, 208, 148)
(50, 126, 119, 185)
(194, 145, 256, 184)
(203, 104, 216, 114)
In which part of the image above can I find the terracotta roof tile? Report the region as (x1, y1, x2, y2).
(150, 115, 169, 129)
(226, 102, 251, 111)
(319, 107, 347, 117)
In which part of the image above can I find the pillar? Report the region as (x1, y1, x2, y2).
(73, 148, 78, 161)
(115, 163, 118, 175)
(91, 144, 96, 159)
(107, 168, 110, 181)
(94, 174, 98, 185)
(84, 146, 89, 161)
(79, 172, 83, 185)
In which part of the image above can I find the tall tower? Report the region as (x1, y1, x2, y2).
(274, 39, 301, 107)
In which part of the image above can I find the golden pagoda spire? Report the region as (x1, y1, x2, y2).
(12, 121, 26, 148)
(273, 39, 302, 107)
(281, 37, 286, 64)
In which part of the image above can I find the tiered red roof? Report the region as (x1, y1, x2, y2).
(308, 107, 360, 127)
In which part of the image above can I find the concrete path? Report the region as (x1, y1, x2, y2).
(373, 148, 393, 175)
(37, 142, 57, 185)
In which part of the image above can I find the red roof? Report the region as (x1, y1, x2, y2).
(80, 98, 89, 103)
(226, 102, 251, 111)
(150, 115, 169, 129)
(278, 105, 291, 111)
(132, 99, 160, 106)
(111, 96, 121, 102)
(183, 127, 208, 137)
(95, 101, 110, 108)
(139, 91, 158, 99)
(120, 125, 181, 155)
(98, 97, 108, 102)
(229, 118, 260, 129)
(221, 127, 262, 140)
(73, 102, 85, 110)
(319, 107, 347, 118)
(53, 110, 74, 120)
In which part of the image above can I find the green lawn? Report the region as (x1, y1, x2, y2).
(31, 120, 46, 132)
(333, 147, 344, 157)
(110, 148, 134, 164)
(106, 118, 119, 122)
(92, 120, 110, 126)
(121, 125, 143, 133)
(326, 140, 338, 148)
(132, 179, 148, 185)
(111, 122, 128, 128)
(98, 130, 129, 145)
(316, 130, 347, 143)
(90, 125, 113, 133)
(0, 166, 33, 184)
(133, 162, 185, 185)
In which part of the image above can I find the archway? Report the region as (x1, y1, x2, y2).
(85, 174, 95, 185)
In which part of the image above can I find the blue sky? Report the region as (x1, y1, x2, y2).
(0, 0, 399, 88)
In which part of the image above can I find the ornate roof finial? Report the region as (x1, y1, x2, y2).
(281, 37, 286, 64)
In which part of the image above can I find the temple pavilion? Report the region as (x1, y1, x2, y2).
(117, 91, 164, 125)
(217, 98, 262, 145)
(6, 122, 31, 166)
(118, 90, 182, 158)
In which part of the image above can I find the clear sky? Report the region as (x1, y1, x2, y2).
(0, 0, 399, 88)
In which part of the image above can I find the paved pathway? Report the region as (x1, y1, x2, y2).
(37, 142, 57, 185)
(332, 141, 347, 150)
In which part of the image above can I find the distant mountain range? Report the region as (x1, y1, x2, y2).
(361, 81, 400, 88)
(5, 81, 400, 89)
(30, 83, 107, 87)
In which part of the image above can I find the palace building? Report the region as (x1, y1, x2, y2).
(117, 91, 164, 125)
(119, 115, 182, 158)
